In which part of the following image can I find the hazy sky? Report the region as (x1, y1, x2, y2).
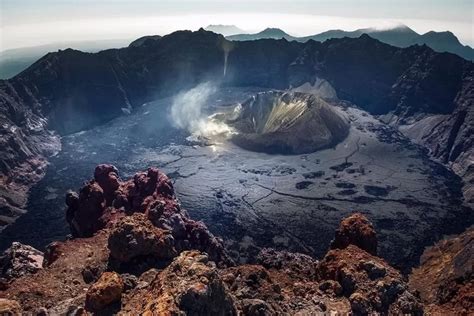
(1, 0, 473, 51)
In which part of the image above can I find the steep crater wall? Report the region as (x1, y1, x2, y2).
(227, 91, 349, 154)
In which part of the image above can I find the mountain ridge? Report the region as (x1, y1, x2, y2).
(226, 25, 474, 61)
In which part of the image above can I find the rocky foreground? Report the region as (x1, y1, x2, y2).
(0, 165, 472, 315)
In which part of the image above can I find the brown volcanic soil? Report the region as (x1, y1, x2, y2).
(1, 231, 109, 313)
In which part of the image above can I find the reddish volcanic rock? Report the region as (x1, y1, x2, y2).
(66, 182, 105, 237)
(66, 165, 232, 266)
(66, 165, 181, 238)
(319, 245, 423, 315)
(107, 213, 176, 263)
(93, 164, 120, 205)
(85, 271, 124, 312)
(221, 260, 349, 314)
(330, 212, 378, 255)
(122, 251, 237, 315)
(0, 232, 109, 313)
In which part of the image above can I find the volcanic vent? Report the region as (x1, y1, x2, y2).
(226, 91, 349, 154)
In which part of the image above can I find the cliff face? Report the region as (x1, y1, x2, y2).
(0, 166, 427, 315)
(0, 29, 473, 231)
(0, 81, 60, 230)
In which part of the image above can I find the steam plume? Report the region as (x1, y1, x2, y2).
(170, 82, 234, 137)
(222, 40, 234, 77)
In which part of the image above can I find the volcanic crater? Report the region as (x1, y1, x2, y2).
(226, 91, 349, 154)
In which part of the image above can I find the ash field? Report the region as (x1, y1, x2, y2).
(0, 86, 469, 271)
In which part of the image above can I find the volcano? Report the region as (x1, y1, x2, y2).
(227, 91, 349, 154)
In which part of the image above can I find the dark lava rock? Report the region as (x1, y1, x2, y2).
(338, 189, 358, 196)
(330, 162, 353, 172)
(227, 91, 349, 154)
(336, 182, 356, 189)
(364, 185, 390, 197)
(0, 242, 44, 281)
(0, 184, 427, 315)
(302, 171, 325, 179)
(295, 181, 313, 189)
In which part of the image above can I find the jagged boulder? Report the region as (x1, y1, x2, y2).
(122, 251, 237, 315)
(330, 213, 378, 255)
(107, 213, 176, 262)
(85, 271, 124, 311)
(0, 242, 44, 281)
(319, 245, 423, 315)
(65, 165, 181, 238)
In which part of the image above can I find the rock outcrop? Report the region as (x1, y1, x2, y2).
(0, 83, 60, 232)
(66, 164, 233, 267)
(0, 166, 434, 315)
(319, 245, 423, 315)
(330, 212, 378, 255)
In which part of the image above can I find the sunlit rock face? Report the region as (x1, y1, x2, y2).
(227, 91, 349, 154)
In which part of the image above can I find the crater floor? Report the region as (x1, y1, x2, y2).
(0, 87, 470, 271)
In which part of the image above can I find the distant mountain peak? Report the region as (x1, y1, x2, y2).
(226, 27, 295, 42)
(258, 28, 291, 36)
(261, 27, 286, 33)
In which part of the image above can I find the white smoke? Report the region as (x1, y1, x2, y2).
(170, 82, 234, 138)
(221, 40, 234, 77)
